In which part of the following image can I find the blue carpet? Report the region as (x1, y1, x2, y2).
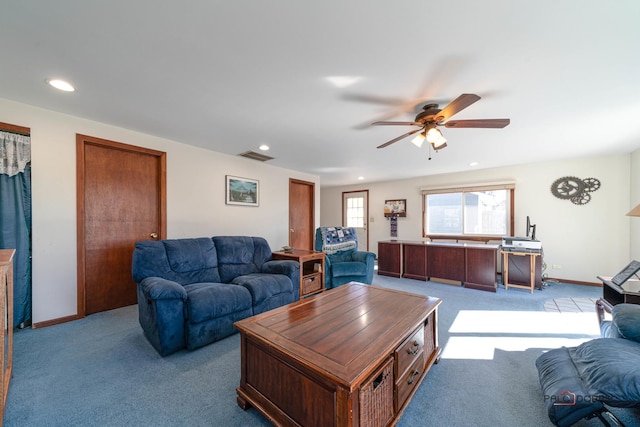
(4, 277, 639, 426)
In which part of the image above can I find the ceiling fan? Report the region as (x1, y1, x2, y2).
(372, 93, 510, 150)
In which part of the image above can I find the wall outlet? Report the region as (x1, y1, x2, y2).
(552, 264, 562, 269)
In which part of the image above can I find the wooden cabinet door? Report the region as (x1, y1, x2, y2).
(427, 245, 465, 282)
(465, 247, 497, 291)
(403, 243, 427, 281)
(378, 241, 401, 277)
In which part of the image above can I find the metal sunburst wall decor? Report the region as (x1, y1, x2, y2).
(550, 176, 601, 205)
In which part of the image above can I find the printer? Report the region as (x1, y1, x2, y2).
(501, 236, 542, 252)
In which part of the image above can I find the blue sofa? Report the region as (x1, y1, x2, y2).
(132, 236, 300, 356)
(314, 226, 375, 289)
(535, 302, 640, 426)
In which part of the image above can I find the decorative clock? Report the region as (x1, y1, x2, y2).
(550, 176, 601, 205)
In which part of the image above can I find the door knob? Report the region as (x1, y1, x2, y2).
(150, 232, 158, 239)
(290, 229, 294, 233)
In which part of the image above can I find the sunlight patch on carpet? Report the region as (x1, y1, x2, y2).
(441, 310, 600, 360)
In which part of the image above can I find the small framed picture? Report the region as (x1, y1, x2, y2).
(226, 175, 259, 206)
(384, 199, 406, 217)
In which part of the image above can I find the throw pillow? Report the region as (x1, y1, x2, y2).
(612, 303, 640, 343)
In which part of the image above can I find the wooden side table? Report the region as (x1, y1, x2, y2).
(595, 277, 640, 328)
(272, 249, 325, 298)
(501, 250, 540, 294)
(597, 275, 640, 306)
(0, 249, 15, 423)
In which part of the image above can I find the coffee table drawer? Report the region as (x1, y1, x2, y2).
(395, 350, 425, 410)
(396, 324, 425, 377)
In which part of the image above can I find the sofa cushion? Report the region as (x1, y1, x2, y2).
(164, 238, 218, 273)
(132, 238, 221, 285)
(232, 273, 293, 307)
(213, 236, 272, 282)
(536, 346, 604, 427)
(612, 303, 640, 343)
(332, 261, 367, 278)
(570, 338, 640, 406)
(184, 282, 252, 324)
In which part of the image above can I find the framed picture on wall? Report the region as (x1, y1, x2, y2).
(384, 199, 406, 217)
(226, 175, 259, 206)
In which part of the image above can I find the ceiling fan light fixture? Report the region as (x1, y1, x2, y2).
(426, 127, 447, 148)
(411, 131, 426, 148)
(431, 141, 447, 150)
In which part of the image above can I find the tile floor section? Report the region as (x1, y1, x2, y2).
(543, 297, 598, 313)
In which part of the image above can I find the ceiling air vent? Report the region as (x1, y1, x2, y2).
(238, 150, 274, 162)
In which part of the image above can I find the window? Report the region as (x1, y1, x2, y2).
(345, 195, 365, 228)
(423, 183, 514, 239)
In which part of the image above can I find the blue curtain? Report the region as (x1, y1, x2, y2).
(0, 131, 31, 328)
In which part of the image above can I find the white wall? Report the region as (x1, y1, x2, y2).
(322, 155, 631, 284)
(630, 148, 640, 260)
(0, 97, 319, 324)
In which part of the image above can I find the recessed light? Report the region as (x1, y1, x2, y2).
(357, 176, 364, 180)
(259, 144, 270, 151)
(325, 76, 362, 88)
(46, 78, 75, 92)
(469, 162, 479, 167)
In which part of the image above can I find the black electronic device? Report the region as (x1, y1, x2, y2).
(526, 215, 537, 241)
(612, 260, 640, 286)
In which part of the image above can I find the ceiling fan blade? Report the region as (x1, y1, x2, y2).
(444, 118, 510, 128)
(371, 121, 421, 126)
(436, 93, 481, 122)
(376, 128, 422, 149)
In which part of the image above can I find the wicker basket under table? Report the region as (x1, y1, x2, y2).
(359, 356, 394, 427)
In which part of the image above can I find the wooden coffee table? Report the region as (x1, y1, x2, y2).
(235, 283, 441, 426)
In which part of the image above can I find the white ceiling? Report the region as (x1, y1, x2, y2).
(1, 1, 639, 187)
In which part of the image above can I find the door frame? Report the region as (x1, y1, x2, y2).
(76, 134, 167, 318)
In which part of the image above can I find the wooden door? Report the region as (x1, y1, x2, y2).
(77, 134, 166, 316)
(288, 179, 314, 250)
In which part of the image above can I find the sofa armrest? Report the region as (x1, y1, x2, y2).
(262, 260, 301, 297)
(139, 277, 188, 301)
(262, 260, 299, 276)
(137, 277, 188, 356)
(351, 250, 376, 264)
(595, 298, 612, 328)
(351, 250, 376, 284)
(323, 255, 333, 288)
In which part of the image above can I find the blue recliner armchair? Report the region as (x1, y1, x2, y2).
(315, 226, 375, 289)
(535, 302, 640, 426)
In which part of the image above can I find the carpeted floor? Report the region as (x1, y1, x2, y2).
(4, 276, 639, 426)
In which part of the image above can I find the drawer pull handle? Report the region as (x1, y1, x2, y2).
(407, 369, 421, 385)
(407, 341, 420, 356)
